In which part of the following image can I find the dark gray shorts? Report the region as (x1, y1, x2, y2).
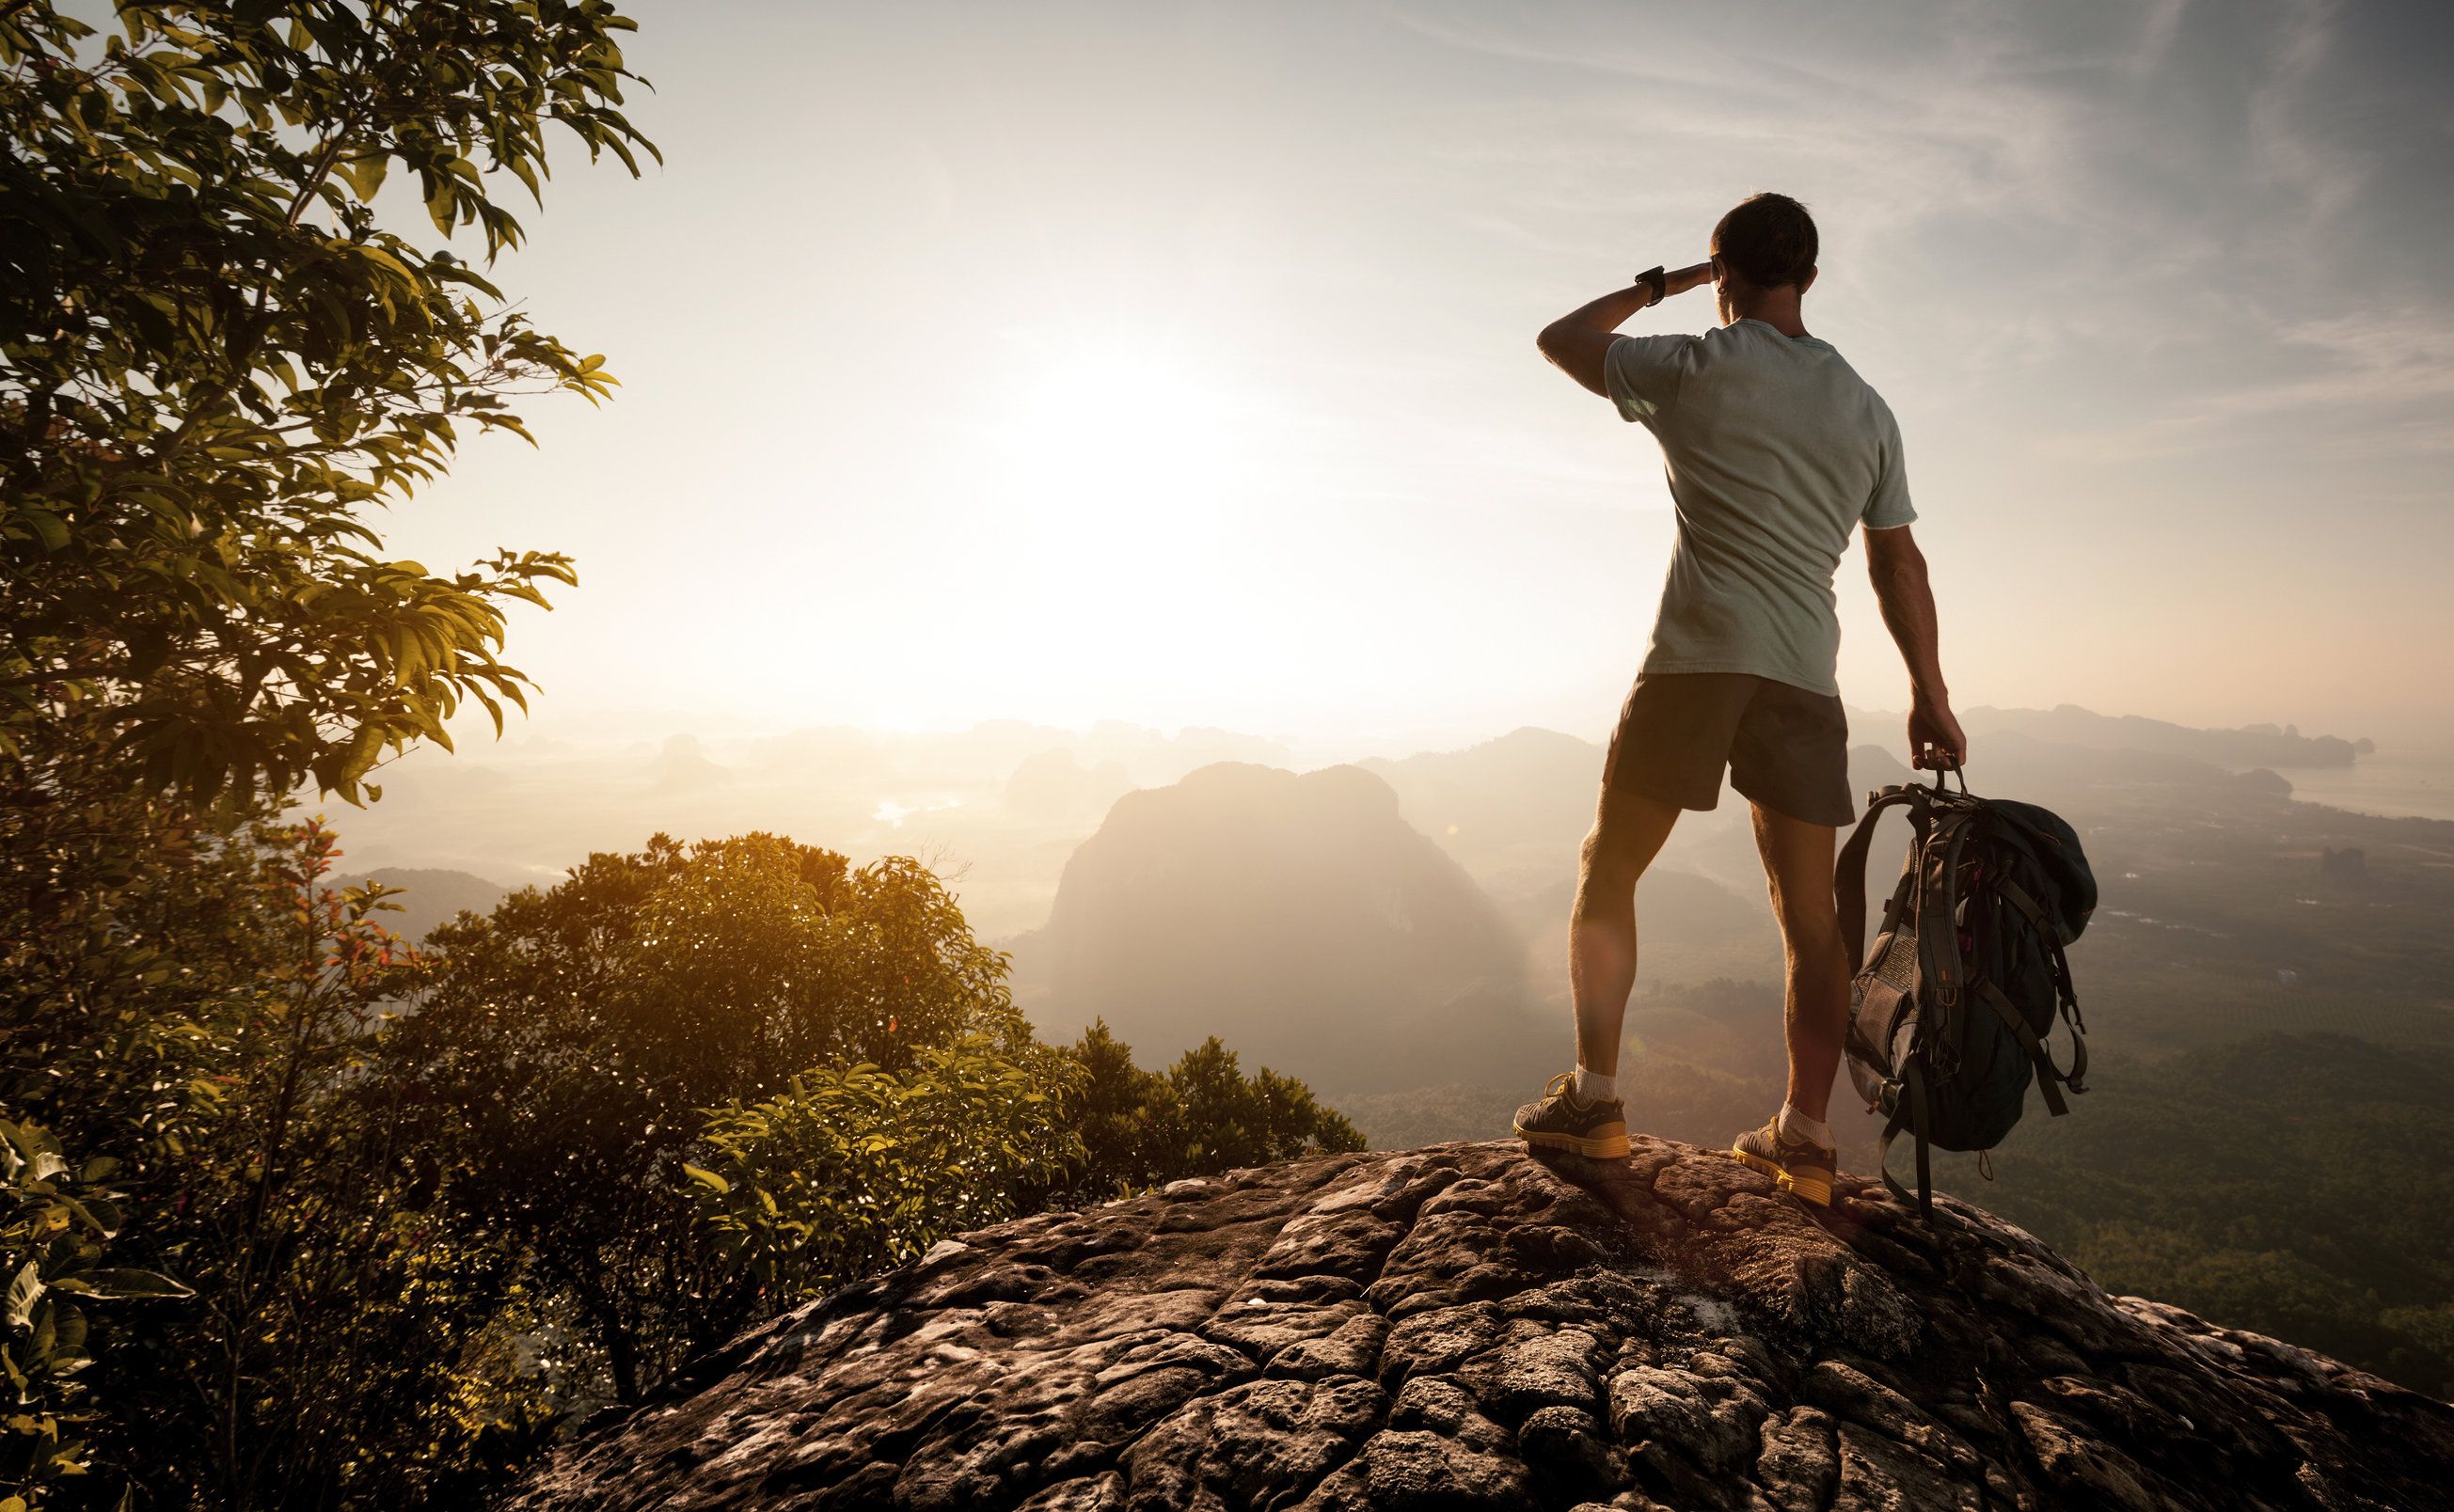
(1599, 671, 1855, 829)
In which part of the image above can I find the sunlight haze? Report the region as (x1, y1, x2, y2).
(380, 0, 2453, 750)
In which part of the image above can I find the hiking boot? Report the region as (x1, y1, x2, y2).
(1513, 1073, 1630, 1158)
(1732, 1118, 1838, 1206)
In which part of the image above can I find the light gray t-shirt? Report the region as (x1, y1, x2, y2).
(1604, 318, 1914, 696)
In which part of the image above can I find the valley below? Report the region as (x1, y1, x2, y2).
(338, 704, 2454, 1394)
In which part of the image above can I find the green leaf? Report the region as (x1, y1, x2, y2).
(338, 151, 389, 200)
(18, 508, 69, 551)
(63, 1268, 193, 1301)
(4, 1265, 41, 1331)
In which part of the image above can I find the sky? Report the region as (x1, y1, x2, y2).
(382, 0, 2454, 758)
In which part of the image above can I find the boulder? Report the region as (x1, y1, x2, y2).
(512, 1140, 2454, 1511)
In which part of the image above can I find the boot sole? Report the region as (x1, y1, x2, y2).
(1514, 1122, 1631, 1159)
(1730, 1146, 1833, 1206)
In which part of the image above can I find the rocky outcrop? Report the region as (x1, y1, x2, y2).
(513, 1140, 2454, 1511)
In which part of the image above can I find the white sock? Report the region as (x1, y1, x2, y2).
(1574, 1065, 1618, 1104)
(1779, 1102, 1832, 1147)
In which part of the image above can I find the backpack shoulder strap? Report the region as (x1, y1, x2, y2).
(1916, 806, 1980, 1013)
(1837, 785, 1932, 975)
(1974, 980, 2073, 1117)
(1876, 1062, 1937, 1221)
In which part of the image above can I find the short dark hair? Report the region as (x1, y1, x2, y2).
(1712, 193, 1817, 291)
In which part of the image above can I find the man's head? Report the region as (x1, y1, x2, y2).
(1710, 193, 1817, 325)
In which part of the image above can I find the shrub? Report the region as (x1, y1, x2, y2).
(687, 1037, 1086, 1308)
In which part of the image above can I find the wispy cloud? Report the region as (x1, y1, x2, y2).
(2249, 0, 2367, 243)
(2052, 307, 2454, 462)
(1376, 0, 2447, 465)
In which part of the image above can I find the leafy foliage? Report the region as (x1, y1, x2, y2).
(0, 0, 655, 803)
(0, 1115, 186, 1504)
(1, 749, 547, 1508)
(1063, 1020, 1366, 1200)
(384, 832, 1028, 1403)
(114, 819, 531, 1510)
(382, 835, 1369, 1413)
(0, 710, 277, 1508)
(0, 712, 281, 1173)
(688, 1037, 1087, 1308)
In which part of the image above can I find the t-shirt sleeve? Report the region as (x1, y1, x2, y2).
(1603, 334, 1691, 425)
(1863, 403, 1917, 528)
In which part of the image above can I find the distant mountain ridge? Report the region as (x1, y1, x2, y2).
(333, 867, 512, 946)
(1950, 704, 2368, 768)
(1357, 727, 1599, 875)
(320, 704, 2371, 942)
(1012, 705, 2367, 1101)
(1020, 762, 1548, 1094)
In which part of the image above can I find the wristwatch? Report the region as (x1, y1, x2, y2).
(1634, 265, 1668, 306)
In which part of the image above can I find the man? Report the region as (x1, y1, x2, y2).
(1512, 192, 1965, 1207)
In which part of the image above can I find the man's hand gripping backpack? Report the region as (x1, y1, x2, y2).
(1838, 767, 2097, 1219)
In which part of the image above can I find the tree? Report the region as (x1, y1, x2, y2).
(2, 795, 545, 1509)
(0, 4, 658, 1501)
(1, 0, 655, 804)
(1062, 1020, 1366, 1199)
(0, 713, 285, 1172)
(385, 834, 1026, 1404)
(0, 712, 277, 1510)
(124, 820, 514, 1510)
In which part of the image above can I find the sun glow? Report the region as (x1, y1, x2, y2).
(1005, 341, 1243, 532)
(973, 335, 1267, 681)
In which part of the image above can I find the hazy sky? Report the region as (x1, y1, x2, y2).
(385, 0, 2454, 755)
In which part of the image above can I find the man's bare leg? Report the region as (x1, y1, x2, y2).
(1749, 802, 1850, 1121)
(1518, 787, 1681, 1158)
(1569, 787, 1683, 1079)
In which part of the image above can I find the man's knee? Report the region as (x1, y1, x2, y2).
(1773, 893, 1846, 961)
(1575, 826, 1639, 920)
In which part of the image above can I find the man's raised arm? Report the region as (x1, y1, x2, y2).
(1537, 261, 1715, 397)
(1863, 523, 1969, 771)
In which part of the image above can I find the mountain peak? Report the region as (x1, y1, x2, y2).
(512, 1140, 2454, 1511)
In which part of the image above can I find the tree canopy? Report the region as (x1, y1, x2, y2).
(1, 0, 654, 804)
(383, 832, 1031, 1402)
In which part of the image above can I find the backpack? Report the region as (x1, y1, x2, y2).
(1837, 768, 2097, 1220)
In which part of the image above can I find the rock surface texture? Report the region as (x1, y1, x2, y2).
(512, 1140, 2454, 1511)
